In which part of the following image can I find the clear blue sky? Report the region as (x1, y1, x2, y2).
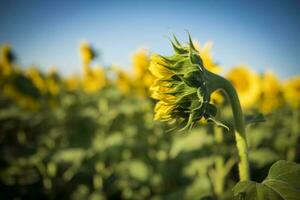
(1, 0, 300, 79)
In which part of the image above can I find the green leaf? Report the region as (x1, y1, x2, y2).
(233, 160, 300, 200)
(245, 113, 266, 126)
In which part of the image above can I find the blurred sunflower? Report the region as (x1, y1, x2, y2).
(80, 42, 97, 68)
(46, 67, 60, 96)
(113, 66, 132, 95)
(259, 71, 283, 113)
(26, 67, 48, 94)
(3, 84, 39, 110)
(64, 75, 80, 91)
(194, 41, 222, 74)
(132, 49, 150, 79)
(226, 66, 260, 109)
(131, 49, 154, 96)
(82, 66, 107, 93)
(0, 44, 15, 76)
(79, 42, 106, 93)
(283, 76, 300, 109)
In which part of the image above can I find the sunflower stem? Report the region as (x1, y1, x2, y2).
(207, 71, 250, 181)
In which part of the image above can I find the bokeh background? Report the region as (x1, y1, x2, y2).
(0, 0, 299, 199)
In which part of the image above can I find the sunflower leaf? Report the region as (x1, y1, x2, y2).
(232, 160, 300, 200)
(244, 113, 266, 126)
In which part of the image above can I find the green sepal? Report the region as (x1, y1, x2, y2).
(189, 48, 204, 67)
(172, 34, 182, 47)
(166, 58, 199, 75)
(170, 39, 188, 54)
(206, 117, 230, 131)
(182, 70, 206, 88)
(187, 31, 198, 52)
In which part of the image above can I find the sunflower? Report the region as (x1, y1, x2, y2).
(131, 49, 154, 96)
(79, 42, 106, 93)
(46, 67, 60, 96)
(3, 84, 39, 110)
(0, 44, 15, 76)
(132, 49, 150, 79)
(64, 75, 80, 91)
(80, 42, 96, 66)
(113, 66, 132, 95)
(82, 66, 107, 93)
(259, 71, 283, 113)
(26, 67, 48, 94)
(149, 35, 218, 129)
(226, 66, 261, 109)
(283, 76, 300, 109)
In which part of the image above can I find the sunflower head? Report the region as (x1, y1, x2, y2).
(283, 76, 300, 109)
(83, 66, 107, 93)
(0, 44, 16, 76)
(26, 67, 47, 94)
(259, 71, 283, 113)
(227, 66, 261, 109)
(149, 35, 218, 130)
(131, 49, 154, 96)
(80, 42, 97, 65)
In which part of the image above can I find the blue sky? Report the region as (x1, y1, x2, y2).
(1, 0, 300, 79)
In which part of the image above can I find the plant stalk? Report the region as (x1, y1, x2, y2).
(207, 71, 250, 181)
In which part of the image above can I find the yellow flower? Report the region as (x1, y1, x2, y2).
(226, 66, 261, 109)
(79, 42, 106, 93)
(131, 49, 154, 96)
(283, 76, 300, 109)
(113, 67, 132, 94)
(149, 54, 174, 79)
(149, 35, 219, 129)
(259, 71, 282, 113)
(210, 91, 224, 105)
(0, 44, 15, 76)
(46, 67, 60, 96)
(26, 67, 47, 94)
(149, 54, 177, 122)
(150, 80, 175, 103)
(64, 75, 80, 91)
(154, 101, 175, 121)
(83, 66, 106, 93)
(80, 42, 95, 66)
(132, 49, 150, 79)
(3, 84, 39, 110)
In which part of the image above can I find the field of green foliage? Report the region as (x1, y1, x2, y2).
(0, 40, 299, 200)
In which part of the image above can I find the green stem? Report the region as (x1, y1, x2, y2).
(207, 71, 250, 181)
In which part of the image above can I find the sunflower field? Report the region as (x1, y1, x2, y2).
(0, 37, 299, 200)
